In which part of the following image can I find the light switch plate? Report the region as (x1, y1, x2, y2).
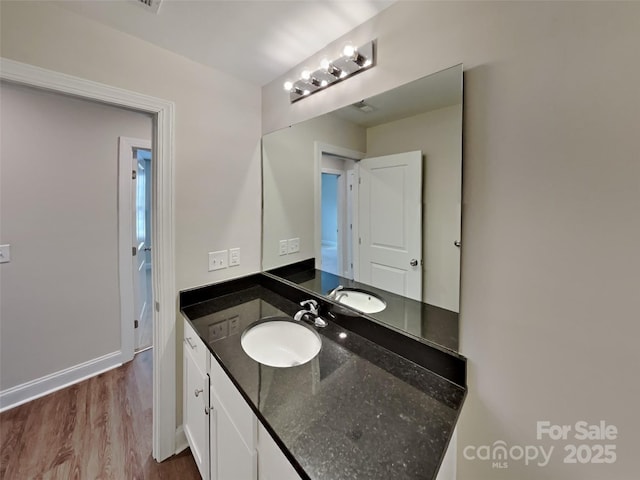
(229, 248, 240, 267)
(0, 245, 10, 264)
(208, 250, 227, 271)
(228, 315, 240, 335)
(279, 240, 288, 256)
(288, 238, 300, 254)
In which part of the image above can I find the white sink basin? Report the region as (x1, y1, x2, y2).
(335, 288, 387, 314)
(240, 318, 321, 368)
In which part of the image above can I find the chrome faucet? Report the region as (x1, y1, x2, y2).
(294, 299, 327, 327)
(327, 285, 344, 300)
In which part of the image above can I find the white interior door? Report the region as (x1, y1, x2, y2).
(132, 147, 151, 350)
(357, 151, 422, 301)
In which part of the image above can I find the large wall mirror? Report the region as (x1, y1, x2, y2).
(262, 64, 463, 352)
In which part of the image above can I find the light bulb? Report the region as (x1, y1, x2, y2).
(342, 44, 356, 57)
(303, 89, 310, 96)
(283, 80, 293, 91)
(301, 70, 311, 81)
(363, 59, 372, 67)
(320, 79, 328, 87)
(320, 58, 331, 71)
(339, 70, 348, 79)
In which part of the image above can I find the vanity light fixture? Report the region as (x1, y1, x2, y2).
(283, 40, 376, 103)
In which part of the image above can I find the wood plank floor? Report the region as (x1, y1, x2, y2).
(0, 349, 201, 479)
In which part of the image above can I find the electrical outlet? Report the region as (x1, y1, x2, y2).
(279, 240, 288, 256)
(288, 237, 300, 254)
(208, 320, 228, 342)
(208, 250, 227, 271)
(229, 248, 240, 267)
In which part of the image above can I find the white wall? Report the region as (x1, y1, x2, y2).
(367, 104, 462, 312)
(0, 81, 152, 390)
(262, 114, 365, 269)
(0, 1, 261, 423)
(263, 2, 640, 479)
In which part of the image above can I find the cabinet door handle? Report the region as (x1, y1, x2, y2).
(194, 388, 203, 397)
(185, 337, 197, 349)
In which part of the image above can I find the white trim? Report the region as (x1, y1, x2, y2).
(0, 352, 122, 413)
(0, 58, 176, 462)
(313, 142, 364, 270)
(175, 425, 189, 454)
(119, 136, 152, 363)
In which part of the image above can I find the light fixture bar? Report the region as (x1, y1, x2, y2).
(284, 40, 376, 103)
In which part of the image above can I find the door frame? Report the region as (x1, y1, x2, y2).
(118, 136, 152, 358)
(0, 58, 177, 462)
(313, 142, 364, 272)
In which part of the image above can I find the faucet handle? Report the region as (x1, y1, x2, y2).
(299, 299, 319, 314)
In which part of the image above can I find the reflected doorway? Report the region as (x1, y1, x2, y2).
(320, 153, 357, 279)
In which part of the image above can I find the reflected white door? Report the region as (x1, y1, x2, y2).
(357, 151, 422, 301)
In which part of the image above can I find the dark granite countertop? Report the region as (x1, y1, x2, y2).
(266, 259, 460, 352)
(181, 275, 466, 480)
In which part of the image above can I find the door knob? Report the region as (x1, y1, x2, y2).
(194, 388, 203, 397)
(454, 240, 461, 247)
(410, 259, 419, 267)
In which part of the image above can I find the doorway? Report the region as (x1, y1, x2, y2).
(134, 147, 153, 352)
(2, 59, 176, 461)
(320, 153, 357, 279)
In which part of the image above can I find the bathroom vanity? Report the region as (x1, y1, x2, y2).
(180, 273, 466, 480)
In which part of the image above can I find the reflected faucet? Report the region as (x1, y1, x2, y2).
(294, 299, 328, 328)
(327, 285, 344, 300)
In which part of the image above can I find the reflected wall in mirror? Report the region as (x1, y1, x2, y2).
(262, 64, 462, 347)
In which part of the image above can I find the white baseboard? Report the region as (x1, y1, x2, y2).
(175, 425, 189, 454)
(0, 351, 123, 412)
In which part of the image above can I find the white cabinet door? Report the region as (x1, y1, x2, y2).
(257, 424, 303, 480)
(184, 342, 210, 479)
(210, 387, 257, 480)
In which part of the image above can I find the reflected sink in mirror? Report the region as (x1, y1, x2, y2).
(240, 317, 321, 368)
(330, 287, 386, 314)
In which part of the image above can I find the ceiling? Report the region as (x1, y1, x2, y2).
(55, 0, 395, 86)
(332, 64, 463, 128)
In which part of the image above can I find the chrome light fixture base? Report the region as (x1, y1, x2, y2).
(286, 40, 376, 103)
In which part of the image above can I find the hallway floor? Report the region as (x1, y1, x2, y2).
(0, 350, 200, 479)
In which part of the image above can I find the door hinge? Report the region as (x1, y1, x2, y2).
(358, 177, 362, 185)
(132, 246, 137, 256)
(132, 170, 137, 180)
(134, 319, 139, 329)
(155, 301, 160, 312)
(349, 184, 353, 191)
(359, 237, 362, 245)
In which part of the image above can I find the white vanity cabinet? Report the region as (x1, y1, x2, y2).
(183, 318, 210, 480)
(208, 353, 258, 480)
(183, 318, 303, 480)
(257, 423, 303, 480)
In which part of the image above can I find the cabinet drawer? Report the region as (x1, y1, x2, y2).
(183, 316, 207, 371)
(210, 353, 257, 451)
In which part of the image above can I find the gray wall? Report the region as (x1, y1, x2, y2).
(0, 82, 152, 390)
(263, 2, 640, 479)
(0, 0, 262, 424)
